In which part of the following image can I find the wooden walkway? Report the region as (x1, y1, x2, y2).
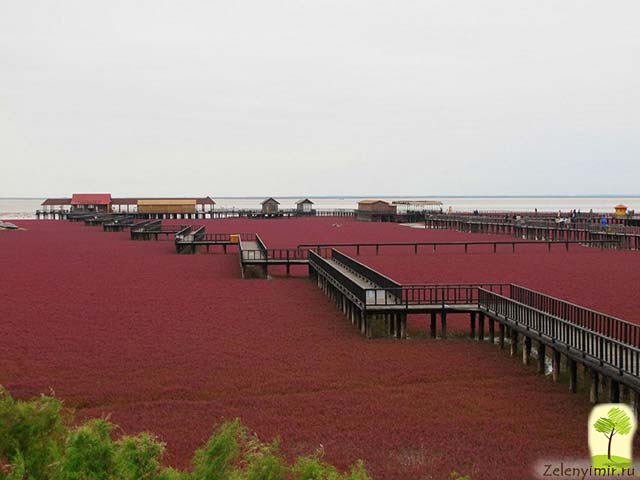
(425, 215, 640, 250)
(130, 221, 189, 240)
(309, 248, 640, 405)
(299, 239, 619, 255)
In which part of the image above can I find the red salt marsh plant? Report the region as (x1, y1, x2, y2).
(2, 219, 637, 479)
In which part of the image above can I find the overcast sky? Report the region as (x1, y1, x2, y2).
(1, 0, 639, 197)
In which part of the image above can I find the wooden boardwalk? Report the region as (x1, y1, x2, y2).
(299, 239, 619, 255)
(309, 248, 640, 405)
(425, 214, 640, 250)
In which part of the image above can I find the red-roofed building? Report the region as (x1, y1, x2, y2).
(70, 193, 112, 212)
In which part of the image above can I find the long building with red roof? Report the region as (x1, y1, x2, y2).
(40, 194, 216, 214)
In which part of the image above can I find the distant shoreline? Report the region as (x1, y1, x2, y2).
(2, 194, 640, 200)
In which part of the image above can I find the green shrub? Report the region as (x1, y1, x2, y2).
(114, 432, 166, 480)
(0, 387, 372, 480)
(58, 419, 115, 480)
(0, 386, 65, 480)
(191, 419, 245, 480)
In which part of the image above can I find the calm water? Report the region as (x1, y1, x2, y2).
(1, 196, 638, 220)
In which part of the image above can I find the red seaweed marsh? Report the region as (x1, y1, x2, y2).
(2, 217, 639, 479)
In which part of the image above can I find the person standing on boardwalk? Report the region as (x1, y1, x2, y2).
(601, 216, 608, 230)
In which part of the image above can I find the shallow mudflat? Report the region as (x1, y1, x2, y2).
(1, 218, 638, 479)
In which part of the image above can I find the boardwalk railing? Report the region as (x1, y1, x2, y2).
(362, 283, 511, 307)
(332, 250, 401, 292)
(130, 221, 189, 240)
(478, 289, 640, 381)
(299, 240, 620, 255)
(131, 220, 162, 232)
(187, 232, 257, 243)
(308, 250, 366, 304)
(240, 234, 266, 261)
(510, 284, 640, 347)
(240, 247, 333, 263)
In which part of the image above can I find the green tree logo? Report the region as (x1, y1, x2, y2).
(594, 408, 632, 460)
(591, 406, 634, 470)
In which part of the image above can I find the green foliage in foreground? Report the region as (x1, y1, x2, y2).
(0, 387, 370, 480)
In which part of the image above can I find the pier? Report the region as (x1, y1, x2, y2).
(36, 208, 355, 221)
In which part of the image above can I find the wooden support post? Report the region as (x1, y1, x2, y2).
(510, 330, 518, 357)
(632, 390, 640, 416)
(537, 342, 546, 374)
(441, 311, 447, 339)
(569, 359, 577, 393)
(621, 384, 629, 404)
(499, 323, 505, 349)
(470, 312, 476, 339)
(609, 379, 620, 403)
(478, 313, 485, 341)
(488, 317, 495, 344)
(552, 349, 561, 382)
(430, 312, 437, 338)
(523, 336, 531, 365)
(590, 369, 599, 404)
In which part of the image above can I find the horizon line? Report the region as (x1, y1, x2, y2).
(2, 194, 640, 200)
